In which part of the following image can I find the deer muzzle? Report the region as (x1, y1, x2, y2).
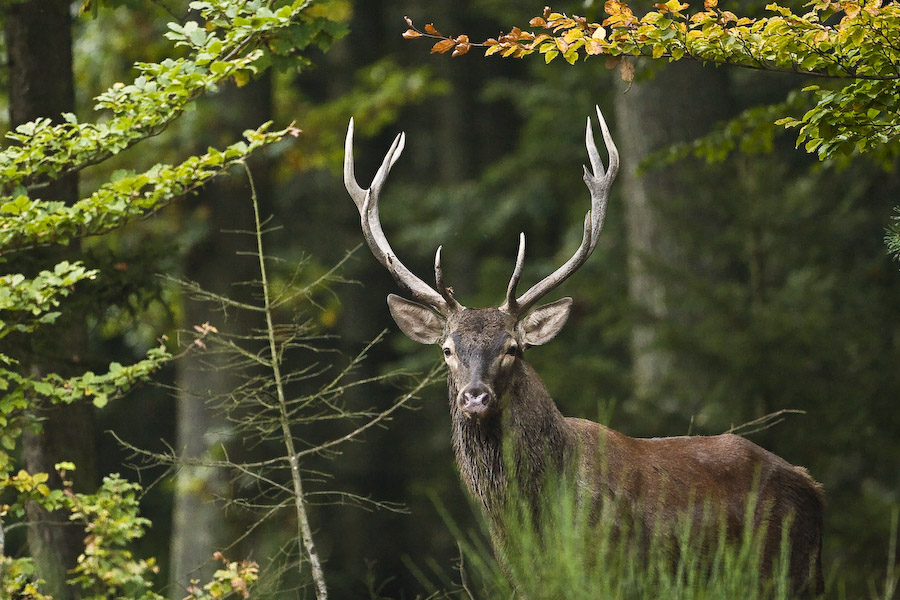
(458, 384, 493, 419)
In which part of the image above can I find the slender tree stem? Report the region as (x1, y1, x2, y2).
(243, 162, 328, 600)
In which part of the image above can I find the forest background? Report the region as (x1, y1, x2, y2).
(1, 0, 899, 598)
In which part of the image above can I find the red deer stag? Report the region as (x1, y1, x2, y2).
(344, 107, 824, 596)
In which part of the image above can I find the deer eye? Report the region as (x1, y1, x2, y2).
(443, 347, 453, 357)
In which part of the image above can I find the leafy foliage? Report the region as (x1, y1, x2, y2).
(1, 0, 342, 192)
(0, 0, 348, 253)
(65, 472, 163, 600)
(405, 0, 900, 159)
(405, 0, 900, 258)
(0, 0, 348, 597)
(0, 262, 97, 343)
(0, 125, 292, 253)
(1, 466, 259, 600)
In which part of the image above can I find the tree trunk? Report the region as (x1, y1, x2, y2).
(168, 75, 272, 598)
(4, 2, 94, 599)
(614, 61, 734, 415)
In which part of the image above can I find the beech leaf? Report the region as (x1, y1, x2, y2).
(452, 43, 471, 57)
(430, 39, 456, 54)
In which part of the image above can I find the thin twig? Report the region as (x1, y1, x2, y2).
(457, 542, 476, 600)
(243, 161, 329, 600)
(726, 408, 806, 437)
(294, 365, 442, 460)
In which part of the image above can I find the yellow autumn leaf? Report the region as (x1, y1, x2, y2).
(563, 29, 584, 43)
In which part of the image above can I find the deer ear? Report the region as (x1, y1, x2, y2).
(387, 294, 445, 345)
(517, 297, 573, 347)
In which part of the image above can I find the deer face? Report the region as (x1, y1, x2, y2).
(346, 107, 615, 418)
(387, 295, 573, 419)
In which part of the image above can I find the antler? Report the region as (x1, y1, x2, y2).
(344, 118, 461, 315)
(501, 106, 619, 315)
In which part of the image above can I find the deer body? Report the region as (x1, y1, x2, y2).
(435, 306, 823, 595)
(344, 109, 824, 595)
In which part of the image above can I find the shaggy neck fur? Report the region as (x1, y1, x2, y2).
(449, 358, 577, 523)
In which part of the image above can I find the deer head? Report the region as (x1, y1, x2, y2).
(344, 107, 618, 421)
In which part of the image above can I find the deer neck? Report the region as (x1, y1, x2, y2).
(449, 359, 576, 519)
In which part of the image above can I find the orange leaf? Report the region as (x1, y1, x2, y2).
(455, 34, 470, 44)
(452, 43, 471, 57)
(530, 16, 548, 28)
(529, 33, 552, 48)
(425, 23, 442, 36)
(430, 39, 456, 54)
(841, 2, 859, 18)
(402, 29, 421, 39)
(404, 15, 414, 27)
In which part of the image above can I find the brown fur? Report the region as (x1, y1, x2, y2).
(438, 309, 824, 596)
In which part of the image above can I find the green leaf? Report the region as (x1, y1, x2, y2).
(31, 380, 55, 396)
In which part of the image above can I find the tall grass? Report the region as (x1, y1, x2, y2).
(412, 480, 810, 600)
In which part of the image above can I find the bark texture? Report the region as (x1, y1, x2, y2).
(5, 2, 94, 599)
(614, 61, 734, 409)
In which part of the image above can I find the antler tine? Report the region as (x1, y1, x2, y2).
(500, 233, 526, 313)
(344, 119, 455, 314)
(343, 118, 367, 208)
(510, 106, 618, 316)
(583, 105, 619, 248)
(434, 246, 461, 310)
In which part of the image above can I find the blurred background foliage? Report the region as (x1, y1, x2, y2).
(2, 0, 899, 598)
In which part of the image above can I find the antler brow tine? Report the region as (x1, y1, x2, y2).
(434, 246, 461, 310)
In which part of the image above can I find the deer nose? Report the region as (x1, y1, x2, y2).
(459, 386, 492, 417)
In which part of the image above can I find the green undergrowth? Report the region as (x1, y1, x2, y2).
(410, 477, 829, 600)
